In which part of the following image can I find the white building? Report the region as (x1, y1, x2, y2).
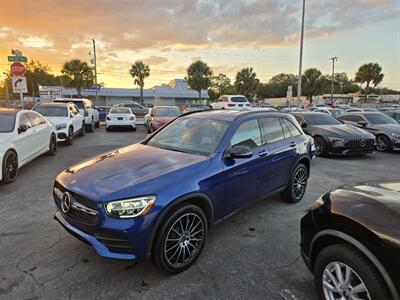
(39, 79, 209, 107)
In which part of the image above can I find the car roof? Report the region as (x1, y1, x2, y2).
(291, 111, 327, 116)
(182, 109, 292, 122)
(37, 102, 69, 107)
(0, 108, 20, 114)
(55, 98, 88, 102)
(154, 105, 179, 108)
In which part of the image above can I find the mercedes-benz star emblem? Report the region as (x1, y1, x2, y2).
(360, 139, 366, 147)
(61, 192, 72, 213)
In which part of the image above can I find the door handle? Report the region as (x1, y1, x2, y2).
(289, 142, 296, 148)
(258, 150, 268, 157)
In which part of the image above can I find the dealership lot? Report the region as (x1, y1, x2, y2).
(1, 126, 399, 300)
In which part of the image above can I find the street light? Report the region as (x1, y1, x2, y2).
(297, 0, 306, 105)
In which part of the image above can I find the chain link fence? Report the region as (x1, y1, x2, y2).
(0, 99, 39, 109)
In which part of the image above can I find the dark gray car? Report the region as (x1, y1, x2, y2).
(383, 110, 400, 123)
(338, 112, 400, 152)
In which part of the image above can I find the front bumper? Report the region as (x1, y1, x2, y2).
(56, 128, 69, 142)
(326, 139, 375, 155)
(54, 211, 137, 260)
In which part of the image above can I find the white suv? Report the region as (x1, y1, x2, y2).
(33, 102, 84, 145)
(54, 98, 99, 132)
(211, 95, 251, 110)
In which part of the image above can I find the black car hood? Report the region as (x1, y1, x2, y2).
(321, 182, 400, 247)
(310, 124, 373, 138)
(367, 124, 400, 134)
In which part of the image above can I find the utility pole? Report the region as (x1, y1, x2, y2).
(92, 39, 99, 106)
(330, 56, 339, 106)
(297, 0, 306, 105)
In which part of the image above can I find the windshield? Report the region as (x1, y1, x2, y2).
(155, 107, 181, 117)
(364, 113, 398, 125)
(110, 107, 131, 114)
(304, 114, 342, 125)
(35, 106, 68, 117)
(0, 113, 16, 132)
(147, 117, 230, 155)
(231, 97, 248, 103)
(386, 112, 400, 120)
(329, 109, 344, 117)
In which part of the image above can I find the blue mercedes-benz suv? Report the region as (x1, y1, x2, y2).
(53, 110, 315, 273)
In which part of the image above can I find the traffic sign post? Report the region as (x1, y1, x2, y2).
(8, 49, 28, 109)
(12, 76, 28, 109)
(8, 56, 27, 62)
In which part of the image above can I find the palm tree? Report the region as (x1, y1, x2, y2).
(302, 68, 323, 104)
(61, 59, 94, 96)
(355, 63, 384, 102)
(234, 67, 259, 100)
(129, 61, 150, 104)
(187, 60, 212, 100)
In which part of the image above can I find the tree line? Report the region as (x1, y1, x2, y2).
(0, 58, 397, 104)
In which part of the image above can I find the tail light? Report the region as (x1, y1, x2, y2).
(227, 103, 236, 107)
(106, 116, 111, 121)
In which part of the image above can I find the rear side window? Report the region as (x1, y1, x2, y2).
(280, 119, 291, 139)
(260, 117, 285, 144)
(283, 119, 302, 137)
(27, 112, 43, 127)
(74, 101, 85, 109)
(230, 96, 248, 103)
(231, 118, 262, 149)
(340, 115, 363, 122)
(19, 113, 31, 128)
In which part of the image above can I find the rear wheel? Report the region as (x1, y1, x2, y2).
(132, 126, 136, 131)
(79, 122, 85, 136)
(1, 150, 18, 184)
(314, 244, 391, 300)
(152, 204, 208, 273)
(314, 136, 326, 156)
(281, 163, 308, 203)
(95, 120, 100, 128)
(86, 119, 95, 132)
(66, 127, 73, 145)
(376, 135, 392, 152)
(47, 134, 57, 156)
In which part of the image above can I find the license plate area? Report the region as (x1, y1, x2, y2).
(118, 117, 123, 120)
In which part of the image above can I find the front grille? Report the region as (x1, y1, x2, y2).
(54, 182, 99, 225)
(344, 139, 375, 149)
(95, 232, 135, 254)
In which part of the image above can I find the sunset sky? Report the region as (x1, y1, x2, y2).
(0, 0, 399, 89)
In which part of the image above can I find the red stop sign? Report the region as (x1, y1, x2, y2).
(10, 62, 26, 76)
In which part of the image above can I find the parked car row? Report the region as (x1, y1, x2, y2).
(1, 98, 101, 184)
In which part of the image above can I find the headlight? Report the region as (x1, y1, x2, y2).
(105, 195, 157, 218)
(392, 133, 400, 140)
(327, 137, 345, 144)
(56, 123, 67, 130)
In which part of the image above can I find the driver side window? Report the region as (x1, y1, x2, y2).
(230, 118, 262, 150)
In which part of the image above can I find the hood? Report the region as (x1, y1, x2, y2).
(45, 116, 69, 125)
(56, 143, 210, 202)
(311, 124, 373, 138)
(368, 124, 400, 134)
(319, 182, 400, 246)
(154, 116, 175, 124)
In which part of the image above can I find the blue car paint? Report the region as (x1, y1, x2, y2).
(54, 111, 314, 261)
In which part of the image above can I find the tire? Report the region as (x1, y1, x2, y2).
(47, 134, 57, 156)
(86, 119, 95, 132)
(132, 126, 136, 132)
(106, 126, 110, 132)
(66, 127, 73, 145)
(152, 204, 208, 273)
(79, 122, 85, 136)
(95, 121, 100, 128)
(281, 163, 308, 203)
(314, 244, 391, 300)
(314, 136, 326, 157)
(376, 135, 392, 152)
(1, 150, 18, 184)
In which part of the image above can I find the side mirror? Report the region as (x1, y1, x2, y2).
(18, 124, 29, 134)
(226, 145, 253, 159)
(357, 120, 368, 127)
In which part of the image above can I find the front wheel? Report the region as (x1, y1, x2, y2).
(376, 135, 392, 152)
(314, 136, 326, 156)
(1, 150, 18, 184)
(47, 134, 57, 156)
(86, 119, 95, 132)
(281, 163, 308, 203)
(79, 122, 85, 136)
(152, 204, 208, 273)
(66, 127, 73, 145)
(314, 244, 391, 300)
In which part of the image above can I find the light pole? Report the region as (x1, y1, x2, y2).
(3, 72, 10, 108)
(330, 56, 339, 105)
(92, 39, 99, 106)
(297, 0, 306, 105)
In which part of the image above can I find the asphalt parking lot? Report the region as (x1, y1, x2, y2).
(1, 126, 399, 300)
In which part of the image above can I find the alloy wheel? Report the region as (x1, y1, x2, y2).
(164, 213, 205, 268)
(315, 138, 323, 156)
(322, 261, 371, 300)
(5, 152, 18, 181)
(376, 136, 388, 152)
(293, 167, 307, 200)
